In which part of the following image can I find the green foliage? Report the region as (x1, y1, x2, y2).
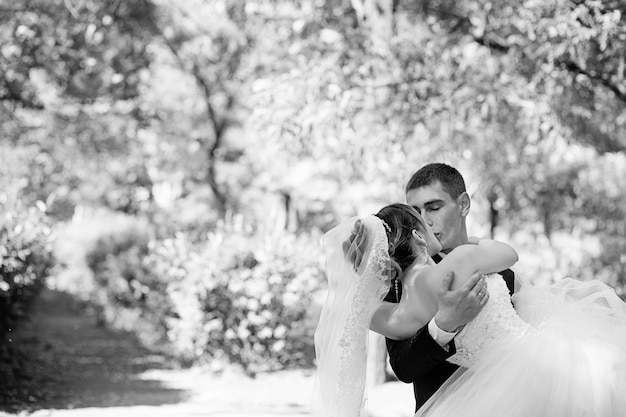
(0, 200, 55, 342)
(85, 218, 153, 310)
(1, 0, 156, 105)
(52, 208, 155, 320)
(143, 227, 323, 372)
(1, 0, 159, 222)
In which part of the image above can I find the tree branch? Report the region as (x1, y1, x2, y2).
(470, 34, 626, 105)
(473, 35, 510, 53)
(557, 59, 626, 103)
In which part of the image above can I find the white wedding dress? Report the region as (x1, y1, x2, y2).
(416, 273, 626, 417)
(312, 216, 626, 417)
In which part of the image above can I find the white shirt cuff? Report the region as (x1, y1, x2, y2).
(428, 318, 458, 348)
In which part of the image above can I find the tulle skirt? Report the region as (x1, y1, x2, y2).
(414, 278, 626, 417)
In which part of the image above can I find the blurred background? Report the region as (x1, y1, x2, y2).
(1, 0, 625, 415)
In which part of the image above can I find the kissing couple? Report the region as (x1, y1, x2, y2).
(312, 163, 626, 417)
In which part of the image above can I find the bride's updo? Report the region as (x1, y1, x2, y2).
(375, 203, 428, 280)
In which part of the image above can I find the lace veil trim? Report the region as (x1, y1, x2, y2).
(311, 215, 391, 417)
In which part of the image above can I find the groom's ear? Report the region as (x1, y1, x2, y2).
(458, 192, 470, 217)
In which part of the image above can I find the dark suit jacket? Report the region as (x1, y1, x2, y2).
(385, 254, 515, 411)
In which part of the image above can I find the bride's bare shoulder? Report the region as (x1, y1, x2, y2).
(415, 248, 478, 292)
(403, 265, 440, 306)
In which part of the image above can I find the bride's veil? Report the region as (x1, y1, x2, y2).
(311, 215, 392, 417)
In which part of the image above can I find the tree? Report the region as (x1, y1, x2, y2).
(144, 0, 252, 217)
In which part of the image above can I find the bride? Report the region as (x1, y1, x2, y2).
(312, 203, 626, 417)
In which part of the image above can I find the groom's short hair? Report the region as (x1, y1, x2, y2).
(405, 163, 466, 199)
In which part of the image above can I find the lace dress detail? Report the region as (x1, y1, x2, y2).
(448, 273, 533, 368)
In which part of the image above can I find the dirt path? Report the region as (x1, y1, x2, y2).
(1, 289, 414, 417)
(1, 289, 188, 412)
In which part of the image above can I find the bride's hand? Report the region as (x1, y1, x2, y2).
(342, 219, 368, 271)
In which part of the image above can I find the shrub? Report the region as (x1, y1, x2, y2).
(58, 210, 326, 374)
(52, 208, 166, 337)
(0, 202, 55, 344)
(145, 220, 326, 373)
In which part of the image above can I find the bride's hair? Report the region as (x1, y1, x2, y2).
(375, 203, 428, 281)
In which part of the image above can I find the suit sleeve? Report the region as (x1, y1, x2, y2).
(386, 324, 456, 383)
(500, 268, 515, 295)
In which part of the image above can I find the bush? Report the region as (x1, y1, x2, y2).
(55, 207, 326, 374)
(145, 219, 326, 373)
(0, 202, 55, 344)
(84, 220, 155, 316)
(51, 208, 165, 344)
(70, 210, 325, 374)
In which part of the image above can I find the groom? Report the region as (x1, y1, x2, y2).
(388, 163, 516, 411)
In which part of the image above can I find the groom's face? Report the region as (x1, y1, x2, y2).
(406, 181, 465, 253)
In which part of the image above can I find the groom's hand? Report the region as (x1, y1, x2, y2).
(433, 271, 488, 333)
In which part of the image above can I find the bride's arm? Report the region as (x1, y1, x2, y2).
(370, 240, 517, 340)
(370, 285, 438, 340)
(428, 239, 518, 291)
(370, 301, 430, 340)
